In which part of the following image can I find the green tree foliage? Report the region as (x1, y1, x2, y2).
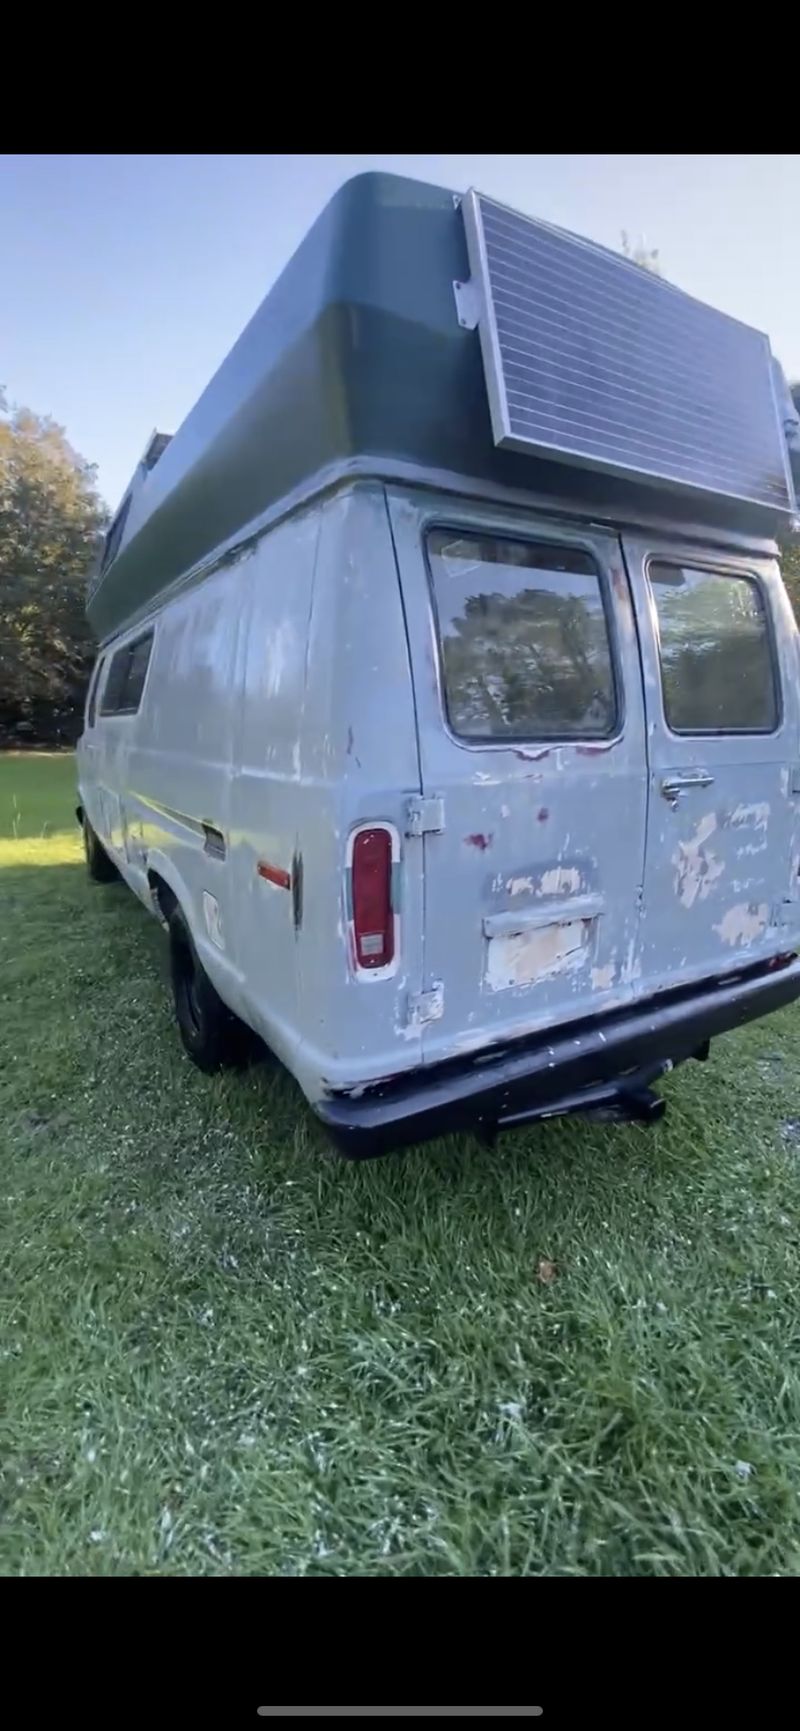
(783, 384, 800, 623)
(781, 535, 800, 623)
(0, 390, 107, 743)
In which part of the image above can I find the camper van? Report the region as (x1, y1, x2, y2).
(77, 173, 800, 1155)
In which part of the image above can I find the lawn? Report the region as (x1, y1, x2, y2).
(2, 752, 800, 1577)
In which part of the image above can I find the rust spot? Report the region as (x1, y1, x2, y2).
(465, 832, 493, 851)
(537, 806, 549, 823)
(577, 743, 612, 756)
(611, 566, 627, 599)
(515, 746, 550, 762)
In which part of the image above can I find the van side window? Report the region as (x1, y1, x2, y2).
(86, 656, 105, 729)
(100, 630, 154, 717)
(649, 562, 777, 734)
(426, 529, 617, 741)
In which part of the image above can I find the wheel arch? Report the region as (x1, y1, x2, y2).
(145, 851, 189, 928)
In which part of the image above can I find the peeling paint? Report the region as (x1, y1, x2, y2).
(539, 865, 582, 896)
(590, 961, 615, 991)
(620, 939, 642, 984)
(507, 874, 536, 896)
(500, 803, 511, 818)
(673, 812, 724, 909)
(486, 918, 589, 991)
(728, 801, 770, 831)
(714, 902, 769, 947)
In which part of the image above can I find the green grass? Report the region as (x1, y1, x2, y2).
(2, 751, 800, 1576)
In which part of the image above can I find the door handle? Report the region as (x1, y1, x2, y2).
(661, 772, 714, 807)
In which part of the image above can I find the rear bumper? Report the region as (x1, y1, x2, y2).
(316, 955, 800, 1156)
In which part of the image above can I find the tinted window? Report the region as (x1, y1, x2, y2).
(650, 562, 777, 733)
(100, 631, 154, 716)
(426, 530, 617, 741)
(100, 648, 130, 715)
(124, 633, 154, 710)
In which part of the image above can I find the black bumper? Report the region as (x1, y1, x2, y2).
(316, 955, 800, 1157)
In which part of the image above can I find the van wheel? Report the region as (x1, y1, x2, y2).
(83, 816, 117, 883)
(169, 907, 239, 1072)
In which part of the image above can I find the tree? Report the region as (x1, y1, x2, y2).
(0, 390, 107, 743)
(620, 230, 661, 276)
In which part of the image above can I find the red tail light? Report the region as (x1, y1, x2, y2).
(351, 827, 394, 970)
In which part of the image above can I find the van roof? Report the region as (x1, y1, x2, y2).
(88, 172, 794, 642)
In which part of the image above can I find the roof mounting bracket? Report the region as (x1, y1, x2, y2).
(452, 277, 481, 331)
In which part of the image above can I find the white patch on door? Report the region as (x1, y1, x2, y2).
(673, 812, 724, 909)
(486, 918, 589, 992)
(713, 902, 769, 947)
(729, 801, 770, 832)
(202, 891, 224, 949)
(538, 865, 582, 896)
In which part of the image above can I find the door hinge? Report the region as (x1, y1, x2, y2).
(407, 983, 444, 1027)
(405, 794, 445, 837)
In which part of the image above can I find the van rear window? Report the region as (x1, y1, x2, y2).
(100, 630, 154, 717)
(649, 562, 777, 734)
(426, 530, 617, 741)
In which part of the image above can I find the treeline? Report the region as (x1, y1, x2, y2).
(0, 389, 107, 746)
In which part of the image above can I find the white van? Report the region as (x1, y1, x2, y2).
(77, 174, 800, 1154)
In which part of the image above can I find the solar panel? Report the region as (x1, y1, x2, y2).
(462, 190, 794, 515)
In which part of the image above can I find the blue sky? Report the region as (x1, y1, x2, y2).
(2, 153, 798, 510)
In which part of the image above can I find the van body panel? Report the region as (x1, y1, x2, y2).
(386, 486, 650, 1062)
(290, 486, 424, 1095)
(77, 473, 800, 1147)
(623, 535, 800, 990)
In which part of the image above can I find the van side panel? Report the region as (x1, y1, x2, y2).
(291, 484, 424, 1097)
(226, 509, 320, 1058)
(127, 560, 248, 993)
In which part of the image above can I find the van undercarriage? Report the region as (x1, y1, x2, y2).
(317, 954, 800, 1157)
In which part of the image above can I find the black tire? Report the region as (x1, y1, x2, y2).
(83, 815, 118, 883)
(168, 906, 240, 1072)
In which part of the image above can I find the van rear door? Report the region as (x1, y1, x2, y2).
(387, 488, 649, 1062)
(622, 536, 800, 988)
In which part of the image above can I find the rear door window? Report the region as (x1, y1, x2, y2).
(649, 561, 777, 734)
(426, 529, 617, 741)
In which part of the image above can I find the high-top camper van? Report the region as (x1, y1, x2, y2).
(78, 173, 800, 1155)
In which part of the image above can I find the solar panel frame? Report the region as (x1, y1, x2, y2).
(461, 189, 795, 517)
